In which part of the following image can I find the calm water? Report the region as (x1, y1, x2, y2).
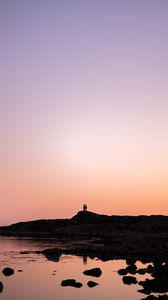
(0, 237, 151, 300)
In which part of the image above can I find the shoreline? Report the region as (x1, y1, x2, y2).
(1, 211, 168, 262)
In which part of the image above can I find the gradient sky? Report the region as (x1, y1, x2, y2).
(1, 0, 168, 225)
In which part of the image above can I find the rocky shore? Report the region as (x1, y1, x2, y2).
(1, 210, 168, 262)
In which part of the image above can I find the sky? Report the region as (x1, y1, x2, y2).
(1, 0, 168, 225)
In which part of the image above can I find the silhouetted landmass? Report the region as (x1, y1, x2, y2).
(1, 210, 168, 261)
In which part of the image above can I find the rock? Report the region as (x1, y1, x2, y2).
(61, 279, 76, 286)
(122, 276, 137, 285)
(141, 295, 168, 300)
(0, 282, 3, 293)
(141, 296, 158, 300)
(137, 268, 147, 275)
(17, 270, 23, 272)
(139, 264, 168, 294)
(83, 268, 102, 277)
(126, 264, 137, 274)
(61, 279, 82, 288)
(138, 288, 151, 295)
(87, 281, 99, 288)
(151, 263, 168, 280)
(117, 269, 128, 275)
(146, 264, 154, 273)
(2, 267, 14, 276)
(74, 282, 83, 288)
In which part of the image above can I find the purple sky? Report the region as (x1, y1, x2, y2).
(1, 1, 168, 224)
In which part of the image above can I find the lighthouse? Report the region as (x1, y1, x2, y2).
(83, 204, 87, 211)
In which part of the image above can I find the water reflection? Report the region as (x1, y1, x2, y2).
(0, 237, 168, 300)
(82, 255, 88, 265)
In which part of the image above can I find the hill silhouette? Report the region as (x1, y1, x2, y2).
(1, 210, 168, 261)
(1, 210, 168, 236)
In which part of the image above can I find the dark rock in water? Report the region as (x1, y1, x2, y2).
(122, 276, 137, 285)
(17, 270, 23, 272)
(83, 268, 102, 277)
(151, 263, 168, 280)
(147, 264, 154, 274)
(138, 288, 151, 295)
(142, 295, 168, 299)
(74, 282, 83, 288)
(0, 282, 3, 293)
(61, 279, 76, 286)
(117, 268, 128, 275)
(139, 278, 168, 294)
(2, 267, 14, 276)
(138, 262, 168, 294)
(140, 285, 154, 294)
(61, 279, 82, 288)
(137, 268, 147, 275)
(87, 281, 99, 288)
(126, 264, 137, 274)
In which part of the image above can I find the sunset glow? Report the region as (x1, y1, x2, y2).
(1, 0, 168, 225)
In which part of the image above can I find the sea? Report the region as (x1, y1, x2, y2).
(0, 237, 153, 300)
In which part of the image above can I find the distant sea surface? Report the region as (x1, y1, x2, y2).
(0, 237, 151, 300)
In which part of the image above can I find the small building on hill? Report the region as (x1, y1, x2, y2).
(83, 204, 87, 211)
